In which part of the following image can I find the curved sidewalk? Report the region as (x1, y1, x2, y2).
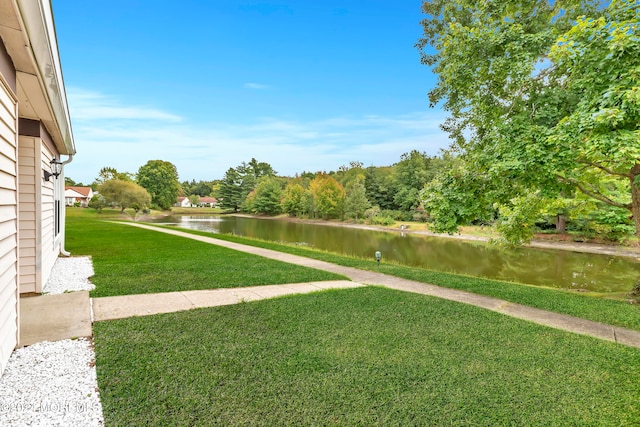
(101, 222, 640, 348)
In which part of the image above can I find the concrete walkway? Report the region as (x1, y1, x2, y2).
(93, 281, 362, 321)
(109, 222, 640, 348)
(19, 291, 92, 347)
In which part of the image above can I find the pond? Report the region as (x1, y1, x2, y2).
(151, 215, 640, 294)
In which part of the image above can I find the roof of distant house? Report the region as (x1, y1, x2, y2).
(65, 186, 92, 197)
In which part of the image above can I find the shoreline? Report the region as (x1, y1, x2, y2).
(229, 213, 640, 259)
(125, 207, 640, 259)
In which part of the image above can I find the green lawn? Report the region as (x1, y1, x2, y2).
(94, 287, 640, 426)
(67, 210, 640, 424)
(65, 211, 345, 297)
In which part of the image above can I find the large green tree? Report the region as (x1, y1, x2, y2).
(281, 183, 308, 217)
(364, 166, 396, 210)
(547, 0, 640, 236)
(247, 157, 277, 178)
(137, 160, 181, 210)
(393, 150, 436, 211)
(248, 177, 284, 215)
(218, 167, 244, 212)
(218, 159, 277, 212)
(99, 180, 152, 214)
(309, 173, 345, 219)
(344, 178, 371, 221)
(417, 0, 639, 242)
(92, 166, 133, 190)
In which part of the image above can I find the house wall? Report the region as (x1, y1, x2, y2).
(17, 134, 37, 293)
(0, 0, 76, 378)
(16, 121, 60, 295)
(39, 125, 59, 292)
(0, 45, 18, 376)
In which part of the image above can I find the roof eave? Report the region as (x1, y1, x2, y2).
(7, 0, 75, 155)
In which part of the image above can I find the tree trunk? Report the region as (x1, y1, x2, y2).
(631, 164, 640, 239)
(555, 214, 567, 233)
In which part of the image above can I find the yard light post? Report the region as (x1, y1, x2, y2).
(375, 251, 381, 265)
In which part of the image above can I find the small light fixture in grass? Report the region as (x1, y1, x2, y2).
(375, 251, 381, 265)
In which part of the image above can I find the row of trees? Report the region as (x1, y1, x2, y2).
(88, 160, 181, 213)
(82, 144, 635, 244)
(216, 153, 444, 221)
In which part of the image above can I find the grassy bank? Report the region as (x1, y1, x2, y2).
(94, 287, 640, 426)
(68, 209, 640, 424)
(65, 209, 345, 297)
(65, 207, 640, 330)
(161, 226, 640, 332)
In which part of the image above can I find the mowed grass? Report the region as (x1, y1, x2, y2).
(65, 213, 345, 297)
(94, 287, 640, 426)
(161, 227, 640, 332)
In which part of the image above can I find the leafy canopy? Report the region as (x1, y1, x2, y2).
(417, 0, 640, 243)
(137, 160, 181, 210)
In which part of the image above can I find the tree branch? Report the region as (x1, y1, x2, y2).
(557, 175, 632, 209)
(576, 160, 631, 178)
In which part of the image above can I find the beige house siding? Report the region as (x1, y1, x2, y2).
(17, 125, 60, 294)
(17, 135, 37, 293)
(40, 133, 58, 291)
(0, 75, 18, 376)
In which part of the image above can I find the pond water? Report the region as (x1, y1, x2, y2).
(151, 215, 640, 293)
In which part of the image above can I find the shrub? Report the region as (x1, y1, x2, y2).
(371, 215, 395, 226)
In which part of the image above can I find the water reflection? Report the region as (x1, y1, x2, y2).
(151, 215, 640, 293)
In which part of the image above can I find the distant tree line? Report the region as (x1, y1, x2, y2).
(68, 144, 637, 243)
(216, 152, 444, 224)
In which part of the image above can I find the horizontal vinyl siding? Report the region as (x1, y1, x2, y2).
(40, 144, 56, 291)
(17, 136, 36, 294)
(0, 77, 17, 376)
(0, 268, 17, 368)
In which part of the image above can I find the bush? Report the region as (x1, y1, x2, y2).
(364, 206, 381, 220)
(88, 194, 107, 212)
(412, 210, 429, 222)
(370, 215, 396, 226)
(384, 210, 401, 221)
(567, 206, 634, 242)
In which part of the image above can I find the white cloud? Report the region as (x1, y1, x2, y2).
(243, 82, 271, 90)
(67, 88, 182, 122)
(64, 88, 451, 184)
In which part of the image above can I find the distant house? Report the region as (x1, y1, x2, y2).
(0, 0, 76, 376)
(65, 186, 94, 207)
(176, 197, 191, 208)
(175, 196, 217, 208)
(198, 197, 218, 207)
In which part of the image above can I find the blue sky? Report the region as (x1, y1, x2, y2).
(52, 1, 448, 184)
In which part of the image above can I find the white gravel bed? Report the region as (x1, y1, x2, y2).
(0, 339, 104, 426)
(0, 256, 104, 426)
(43, 256, 95, 294)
